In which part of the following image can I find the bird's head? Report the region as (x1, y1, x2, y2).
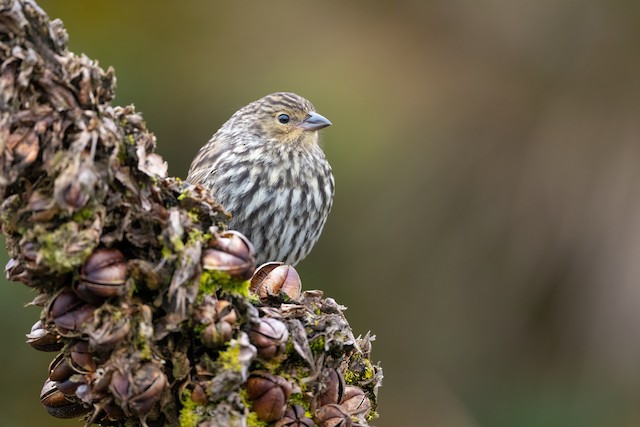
(242, 92, 332, 146)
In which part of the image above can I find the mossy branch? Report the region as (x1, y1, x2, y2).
(0, 1, 381, 426)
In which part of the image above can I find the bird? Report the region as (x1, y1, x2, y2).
(187, 92, 334, 266)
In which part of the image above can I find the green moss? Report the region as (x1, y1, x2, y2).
(187, 228, 204, 244)
(177, 189, 190, 201)
(309, 336, 325, 354)
(170, 234, 185, 252)
(343, 369, 357, 384)
(179, 390, 202, 427)
(366, 409, 379, 421)
(37, 222, 97, 273)
(192, 321, 206, 337)
(161, 245, 173, 260)
(71, 206, 94, 222)
(136, 335, 152, 360)
(288, 393, 311, 412)
(187, 210, 200, 223)
(199, 270, 250, 300)
(246, 411, 267, 427)
(218, 341, 242, 372)
(344, 357, 375, 385)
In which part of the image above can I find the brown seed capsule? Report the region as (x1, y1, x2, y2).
(40, 380, 91, 419)
(75, 248, 127, 301)
(250, 262, 302, 301)
(202, 231, 255, 280)
(69, 340, 96, 373)
(55, 376, 86, 396)
(87, 308, 131, 350)
(275, 404, 315, 427)
(48, 290, 97, 335)
(110, 363, 167, 418)
(5, 257, 30, 284)
(314, 369, 345, 408)
(194, 297, 238, 347)
(215, 299, 238, 324)
(191, 384, 208, 406)
(246, 371, 292, 422)
(340, 386, 371, 416)
(249, 317, 289, 360)
(315, 404, 352, 427)
(202, 321, 234, 347)
(26, 320, 63, 352)
(49, 353, 74, 382)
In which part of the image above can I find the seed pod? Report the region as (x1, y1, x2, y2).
(26, 320, 63, 352)
(194, 297, 238, 347)
(248, 317, 289, 360)
(191, 384, 208, 406)
(340, 386, 371, 417)
(202, 231, 255, 280)
(215, 299, 238, 325)
(87, 308, 131, 351)
(69, 340, 96, 373)
(47, 290, 98, 335)
(55, 376, 86, 396)
(48, 353, 74, 382)
(75, 248, 127, 301)
(5, 257, 30, 284)
(246, 371, 292, 422)
(314, 369, 345, 409)
(315, 404, 352, 427)
(110, 363, 167, 418)
(48, 353, 86, 397)
(40, 380, 91, 419)
(275, 404, 315, 427)
(250, 262, 301, 301)
(202, 321, 233, 347)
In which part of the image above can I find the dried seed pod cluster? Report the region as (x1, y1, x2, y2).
(0, 2, 382, 427)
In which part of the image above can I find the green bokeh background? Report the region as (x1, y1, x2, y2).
(2, 1, 640, 426)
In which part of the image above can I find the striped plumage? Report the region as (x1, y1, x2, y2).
(187, 92, 334, 266)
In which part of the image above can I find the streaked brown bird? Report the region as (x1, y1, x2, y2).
(187, 92, 334, 266)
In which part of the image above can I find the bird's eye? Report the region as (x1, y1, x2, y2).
(277, 114, 290, 124)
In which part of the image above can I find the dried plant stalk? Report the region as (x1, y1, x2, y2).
(0, 1, 382, 426)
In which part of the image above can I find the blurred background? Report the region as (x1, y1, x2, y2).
(2, 1, 640, 426)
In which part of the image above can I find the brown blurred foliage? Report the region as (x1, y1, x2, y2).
(1, 1, 639, 426)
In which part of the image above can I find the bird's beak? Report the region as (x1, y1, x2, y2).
(301, 112, 332, 131)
